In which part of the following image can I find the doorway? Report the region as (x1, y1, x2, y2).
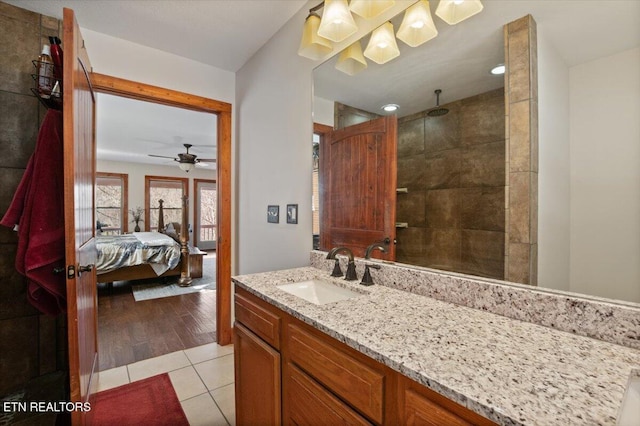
(91, 72, 233, 349)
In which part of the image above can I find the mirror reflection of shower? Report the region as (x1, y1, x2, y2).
(426, 89, 449, 117)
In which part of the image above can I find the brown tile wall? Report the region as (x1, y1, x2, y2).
(0, 1, 66, 396)
(504, 15, 538, 285)
(396, 88, 506, 280)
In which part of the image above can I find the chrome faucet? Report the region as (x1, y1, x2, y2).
(326, 247, 358, 281)
(361, 242, 387, 286)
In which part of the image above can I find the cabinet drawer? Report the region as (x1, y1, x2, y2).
(235, 288, 281, 349)
(287, 324, 384, 423)
(285, 363, 371, 426)
(400, 376, 497, 426)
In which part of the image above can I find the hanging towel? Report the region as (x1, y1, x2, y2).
(1, 109, 66, 315)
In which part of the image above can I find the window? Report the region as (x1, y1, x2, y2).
(96, 173, 128, 235)
(145, 176, 189, 231)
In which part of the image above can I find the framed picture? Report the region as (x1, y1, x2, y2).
(286, 204, 298, 224)
(267, 205, 279, 223)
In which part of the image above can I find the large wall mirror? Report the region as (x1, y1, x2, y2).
(313, 1, 640, 304)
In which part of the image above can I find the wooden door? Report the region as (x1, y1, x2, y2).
(63, 8, 98, 425)
(320, 116, 397, 260)
(234, 323, 281, 425)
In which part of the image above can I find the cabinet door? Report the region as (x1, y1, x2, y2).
(284, 363, 371, 426)
(234, 323, 281, 425)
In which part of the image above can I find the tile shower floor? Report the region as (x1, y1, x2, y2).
(97, 342, 235, 425)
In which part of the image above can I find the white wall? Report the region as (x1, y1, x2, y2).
(235, 5, 316, 274)
(313, 96, 335, 127)
(569, 47, 640, 303)
(97, 159, 214, 246)
(82, 29, 235, 103)
(537, 28, 571, 291)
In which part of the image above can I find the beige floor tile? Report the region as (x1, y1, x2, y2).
(97, 366, 129, 392)
(193, 354, 235, 391)
(211, 383, 236, 426)
(127, 350, 191, 382)
(168, 366, 209, 401)
(181, 393, 228, 426)
(185, 343, 234, 365)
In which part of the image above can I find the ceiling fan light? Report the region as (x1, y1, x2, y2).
(335, 41, 368, 76)
(349, 0, 396, 19)
(317, 0, 358, 43)
(397, 0, 438, 47)
(179, 162, 194, 172)
(435, 0, 483, 25)
(364, 22, 400, 65)
(298, 13, 333, 60)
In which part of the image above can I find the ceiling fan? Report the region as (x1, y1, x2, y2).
(148, 143, 216, 172)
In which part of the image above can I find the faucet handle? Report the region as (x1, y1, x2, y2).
(360, 263, 381, 286)
(344, 261, 358, 281)
(330, 259, 343, 277)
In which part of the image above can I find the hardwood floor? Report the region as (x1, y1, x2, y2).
(97, 278, 216, 371)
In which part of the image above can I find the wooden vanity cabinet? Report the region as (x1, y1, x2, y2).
(233, 285, 496, 426)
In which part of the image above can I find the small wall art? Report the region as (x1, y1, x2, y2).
(267, 205, 279, 223)
(286, 204, 298, 224)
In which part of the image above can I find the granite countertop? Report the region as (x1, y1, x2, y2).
(232, 266, 640, 426)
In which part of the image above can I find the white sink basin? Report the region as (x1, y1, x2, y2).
(278, 279, 363, 305)
(617, 371, 640, 426)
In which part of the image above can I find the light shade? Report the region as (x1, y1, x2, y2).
(349, 0, 395, 19)
(364, 22, 400, 65)
(298, 13, 333, 60)
(397, 0, 438, 47)
(318, 0, 358, 43)
(435, 0, 483, 25)
(335, 41, 368, 76)
(179, 162, 194, 172)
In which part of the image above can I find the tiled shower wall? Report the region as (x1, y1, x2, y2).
(0, 2, 66, 395)
(396, 88, 506, 279)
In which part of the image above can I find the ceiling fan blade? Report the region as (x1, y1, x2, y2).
(148, 154, 176, 159)
(196, 158, 216, 162)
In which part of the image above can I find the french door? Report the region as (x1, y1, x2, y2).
(195, 179, 217, 250)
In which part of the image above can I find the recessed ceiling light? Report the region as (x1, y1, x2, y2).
(490, 64, 505, 75)
(382, 103, 399, 112)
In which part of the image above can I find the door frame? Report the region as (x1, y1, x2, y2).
(90, 73, 233, 345)
(194, 178, 217, 250)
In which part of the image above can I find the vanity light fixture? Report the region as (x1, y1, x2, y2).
(298, 11, 333, 60)
(335, 40, 368, 75)
(381, 103, 399, 112)
(435, 0, 484, 25)
(349, 0, 396, 19)
(490, 63, 505, 75)
(317, 0, 358, 43)
(397, 0, 438, 47)
(364, 21, 400, 65)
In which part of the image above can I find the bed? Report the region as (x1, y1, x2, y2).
(96, 197, 194, 286)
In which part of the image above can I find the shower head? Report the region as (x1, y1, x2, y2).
(427, 89, 449, 117)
